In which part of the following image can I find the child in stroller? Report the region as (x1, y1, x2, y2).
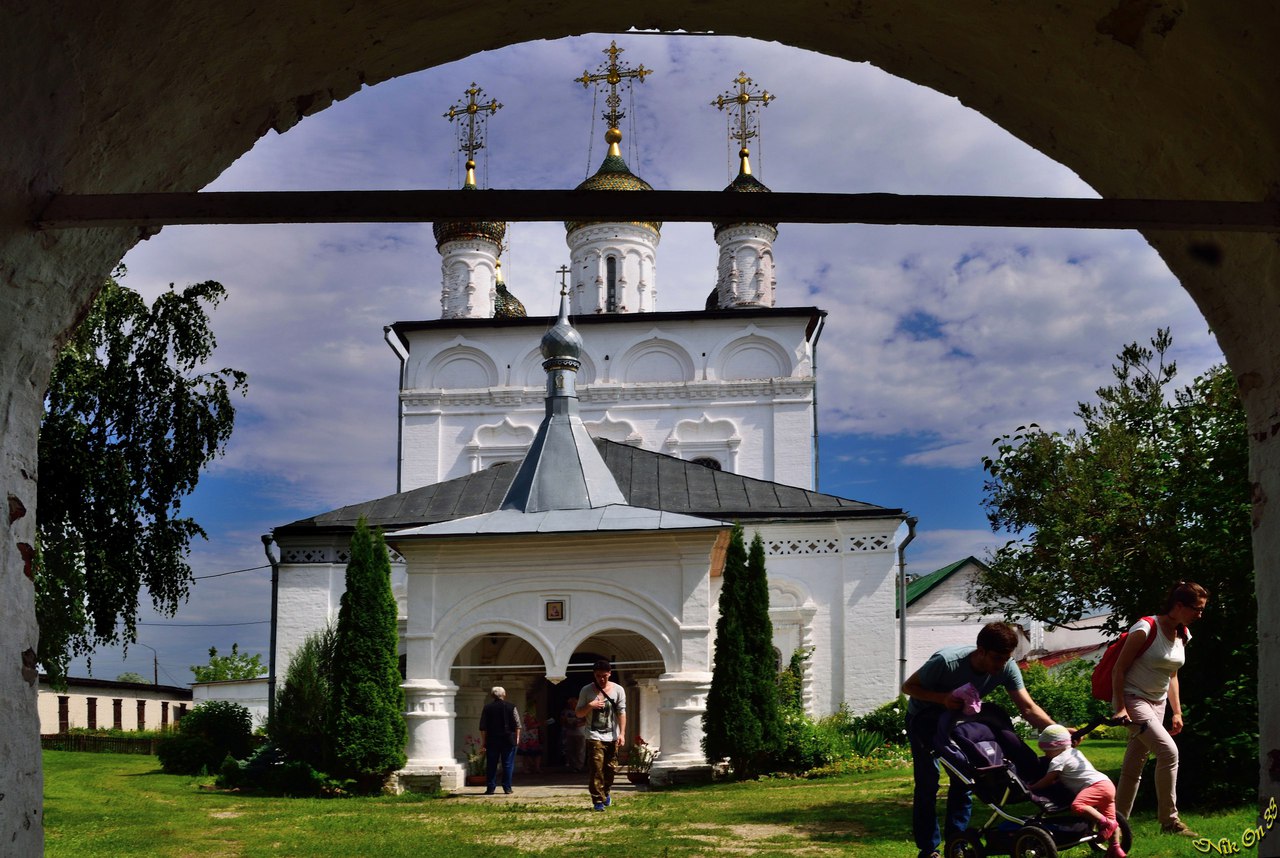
(934, 703, 1133, 858)
(1026, 724, 1124, 858)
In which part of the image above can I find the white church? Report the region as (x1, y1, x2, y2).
(265, 54, 908, 789)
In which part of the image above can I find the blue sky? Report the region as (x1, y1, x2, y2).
(70, 33, 1223, 685)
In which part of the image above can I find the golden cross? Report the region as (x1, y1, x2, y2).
(575, 41, 652, 130)
(443, 83, 503, 168)
(711, 72, 774, 152)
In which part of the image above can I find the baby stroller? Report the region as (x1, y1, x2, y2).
(933, 704, 1133, 858)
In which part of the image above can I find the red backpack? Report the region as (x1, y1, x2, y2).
(1090, 616, 1157, 701)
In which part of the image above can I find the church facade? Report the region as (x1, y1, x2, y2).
(267, 60, 906, 788)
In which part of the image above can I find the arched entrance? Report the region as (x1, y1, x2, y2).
(444, 629, 667, 782)
(6, 6, 1280, 850)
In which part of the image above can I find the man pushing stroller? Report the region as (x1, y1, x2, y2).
(903, 622, 1056, 858)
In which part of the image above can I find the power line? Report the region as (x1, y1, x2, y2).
(193, 563, 269, 580)
(137, 620, 270, 627)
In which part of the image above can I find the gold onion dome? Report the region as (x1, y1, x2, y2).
(493, 263, 527, 319)
(713, 147, 775, 236)
(565, 128, 662, 235)
(433, 160, 508, 248)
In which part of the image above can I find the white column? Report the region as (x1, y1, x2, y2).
(649, 672, 714, 786)
(635, 678, 660, 745)
(402, 678, 465, 788)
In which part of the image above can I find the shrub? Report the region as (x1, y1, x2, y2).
(157, 733, 219, 775)
(772, 710, 838, 774)
(269, 625, 336, 773)
(157, 700, 253, 774)
(844, 697, 910, 745)
(217, 744, 344, 796)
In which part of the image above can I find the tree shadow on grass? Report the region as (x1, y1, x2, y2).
(725, 796, 914, 845)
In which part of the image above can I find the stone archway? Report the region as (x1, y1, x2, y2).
(5, 5, 1280, 849)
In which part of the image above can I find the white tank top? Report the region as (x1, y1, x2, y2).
(1123, 617, 1188, 702)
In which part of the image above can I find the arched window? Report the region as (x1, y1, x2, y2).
(691, 456, 722, 471)
(606, 256, 618, 313)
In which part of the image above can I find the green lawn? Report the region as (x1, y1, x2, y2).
(43, 742, 1266, 858)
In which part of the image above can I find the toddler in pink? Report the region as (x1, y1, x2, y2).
(1026, 724, 1125, 858)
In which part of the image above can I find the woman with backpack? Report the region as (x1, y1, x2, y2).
(1112, 581, 1210, 838)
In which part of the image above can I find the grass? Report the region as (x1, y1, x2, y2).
(43, 741, 1266, 858)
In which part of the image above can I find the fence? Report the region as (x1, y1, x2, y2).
(41, 733, 159, 755)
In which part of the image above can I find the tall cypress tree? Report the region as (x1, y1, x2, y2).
(703, 523, 766, 776)
(329, 518, 406, 791)
(743, 530, 783, 769)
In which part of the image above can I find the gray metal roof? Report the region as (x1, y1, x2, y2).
(273, 438, 901, 538)
(389, 505, 724, 540)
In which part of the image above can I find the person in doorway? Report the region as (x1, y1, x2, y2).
(518, 709, 543, 774)
(576, 658, 626, 811)
(902, 622, 1055, 858)
(560, 696, 586, 772)
(1112, 581, 1209, 838)
(478, 685, 520, 795)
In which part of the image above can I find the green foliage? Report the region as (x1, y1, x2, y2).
(328, 518, 406, 791)
(268, 625, 337, 773)
(703, 525, 782, 778)
(158, 700, 254, 774)
(115, 672, 147, 684)
(985, 660, 1108, 729)
(843, 697, 910, 745)
(977, 330, 1256, 805)
(190, 642, 267, 682)
(217, 745, 346, 796)
(36, 269, 247, 683)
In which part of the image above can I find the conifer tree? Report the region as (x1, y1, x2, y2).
(703, 523, 780, 777)
(329, 518, 406, 790)
(743, 531, 783, 765)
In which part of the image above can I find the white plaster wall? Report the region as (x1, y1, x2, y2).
(397, 313, 817, 489)
(193, 679, 270, 730)
(567, 223, 660, 314)
(438, 238, 500, 319)
(709, 518, 902, 718)
(904, 562, 1039, 671)
(715, 224, 778, 308)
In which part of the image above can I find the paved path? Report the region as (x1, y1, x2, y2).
(450, 772, 648, 802)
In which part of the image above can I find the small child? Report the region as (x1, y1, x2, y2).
(1026, 724, 1125, 858)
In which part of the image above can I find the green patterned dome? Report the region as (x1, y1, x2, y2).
(494, 281, 527, 319)
(433, 184, 507, 248)
(713, 150, 777, 236)
(565, 143, 662, 236)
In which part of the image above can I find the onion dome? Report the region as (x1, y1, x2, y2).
(433, 159, 507, 249)
(712, 147, 776, 236)
(565, 128, 662, 235)
(493, 262, 527, 319)
(705, 285, 719, 310)
(541, 287, 583, 362)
